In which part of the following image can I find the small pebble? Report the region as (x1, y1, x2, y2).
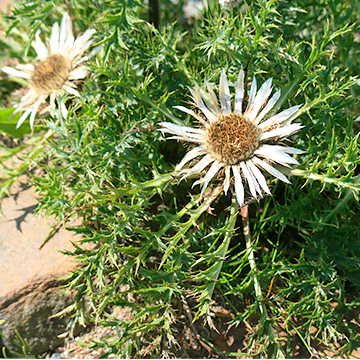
(50, 352, 62, 359)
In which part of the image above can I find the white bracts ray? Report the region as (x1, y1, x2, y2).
(63, 32, 75, 55)
(159, 122, 205, 136)
(254, 90, 281, 125)
(160, 129, 204, 143)
(247, 160, 270, 194)
(167, 135, 204, 144)
(60, 102, 68, 119)
(2, 66, 30, 79)
(29, 98, 44, 129)
(173, 105, 207, 126)
(74, 29, 96, 50)
(264, 145, 305, 155)
(252, 156, 291, 184)
(248, 78, 273, 122)
(260, 123, 304, 141)
(259, 104, 302, 130)
(205, 80, 221, 115)
(16, 108, 32, 128)
(245, 76, 257, 113)
(179, 154, 214, 179)
(189, 84, 203, 108)
(245, 161, 262, 196)
(72, 45, 100, 65)
(65, 80, 77, 88)
(234, 67, 244, 113)
(223, 166, 231, 195)
(50, 22, 60, 53)
(16, 63, 35, 72)
(219, 70, 231, 113)
(200, 160, 223, 196)
(49, 92, 56, 108)
(189, 85, 217, 123)
(32, 31, 48, 60)
(19, 89, 38, 107)
(232, 165, 244, 206)
(59, 13, 72, 53)
(61, 13, 72, 36)
(282, 105, 303, 126)
(192, 160, 222, 192)
(175, 145, 205, 172)
(240, 161, 258, 199)
(68, 66, 88, 80)
(61, 14, 75, 52)
(202, 92, 220, 118)
(255, 145, 302, 167)
(19, 89, 35, 101)
(70, 29, 96, 60)
(76, 55, 90, 65)
(62, 85, 80, 97)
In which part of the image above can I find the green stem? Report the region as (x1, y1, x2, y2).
(241, 205, 285, 358)
(207, 193, 239, 299)
(241, 205, 263, 302)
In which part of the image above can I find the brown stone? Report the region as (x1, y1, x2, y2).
(0, 176, 83, 355)
(0, 0, 11, 12)
(0, 175, 80, 297)
(0, 277, 75, 356)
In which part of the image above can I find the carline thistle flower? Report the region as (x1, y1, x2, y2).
(159, 69, 305, 207)
(2, 13, 96, 129)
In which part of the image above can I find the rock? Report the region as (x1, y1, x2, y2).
(0, 175, 80, 296)
(50, 352, 63, 359)
(0, 0, 11, 12)
(0, 277, 75, 356)
(0, 176, 83, 355)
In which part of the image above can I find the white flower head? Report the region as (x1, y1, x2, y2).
(2, 13, 96, 129)
(184, 0, 205, 19)
(159, 69, 305, 207)
(219, 0, 240, 8)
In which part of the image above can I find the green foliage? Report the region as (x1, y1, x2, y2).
(0, 0, 359, 357)
(0, 329, 36, 358)
(0, 108, 31, 137)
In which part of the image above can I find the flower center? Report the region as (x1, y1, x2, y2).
(30, 55, 71, 93)
(206, 113, 262, 165)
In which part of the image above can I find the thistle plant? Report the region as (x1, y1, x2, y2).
(0, 0, 359, 358)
